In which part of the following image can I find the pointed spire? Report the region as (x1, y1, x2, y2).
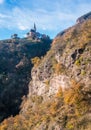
(34, 23, 36, 32)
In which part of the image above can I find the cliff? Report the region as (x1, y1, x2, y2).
(0, 13, 91, 130)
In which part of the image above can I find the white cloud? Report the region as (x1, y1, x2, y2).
(10, 7, 76, 31)
(0, 13, 6, 18)
(0, 0, 91, 37)
(0, 13, 10, 18)
(17, 23, 28, 30)
(0, 0, 4, 4)
(0, 5, 87, 32)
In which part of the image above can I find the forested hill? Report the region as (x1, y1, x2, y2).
(0, 38, 52, 122)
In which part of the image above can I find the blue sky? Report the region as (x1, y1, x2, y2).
(0, 0, 91, 40)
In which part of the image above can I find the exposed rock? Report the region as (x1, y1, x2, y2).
(76, 11, 91, 23)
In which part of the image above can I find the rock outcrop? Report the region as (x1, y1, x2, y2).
(28, 19, 91, 98)
(76, 11, 91, 23)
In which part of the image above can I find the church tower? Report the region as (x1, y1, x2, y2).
(34, 23, 36, 32)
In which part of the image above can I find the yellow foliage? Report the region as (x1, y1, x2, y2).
(64, 80, 89, 116)
(53, 63, 65, 75)
(44, 79, 50, 86)
(31, 57, 41, 67)
(55, 87, 63, 98)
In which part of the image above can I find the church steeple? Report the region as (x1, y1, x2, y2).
(34, 23, 36, 32)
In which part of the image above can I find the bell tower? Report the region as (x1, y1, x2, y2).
(34, 23, 36, 32)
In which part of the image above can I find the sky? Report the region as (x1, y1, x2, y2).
(0, 0, 91, 40)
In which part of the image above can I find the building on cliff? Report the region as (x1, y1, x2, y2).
(26, 23, 39, 39)
(26, 23, 50, 40)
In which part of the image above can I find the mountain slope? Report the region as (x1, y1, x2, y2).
(0, 14, 91, 130)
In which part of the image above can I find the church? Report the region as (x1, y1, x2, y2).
(26, 23, 41, 39)
(26, 23, 50, 40)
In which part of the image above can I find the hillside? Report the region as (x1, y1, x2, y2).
(0, 38, 52, 122)
(0, 13, 91, 130)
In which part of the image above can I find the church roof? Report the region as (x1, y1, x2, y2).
(30, 29, 35, 32)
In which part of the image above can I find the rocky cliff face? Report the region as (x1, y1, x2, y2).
(0, 13, 91, 130)
(28, 18, 91, 98)
(76, 11, 91, 23)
